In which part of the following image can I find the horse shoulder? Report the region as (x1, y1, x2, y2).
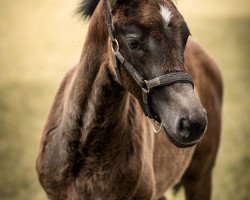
(36, 66, 78, 192)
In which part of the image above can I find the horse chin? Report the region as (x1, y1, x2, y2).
(162, 125, 198, 148)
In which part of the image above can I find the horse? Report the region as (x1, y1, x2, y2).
(36, 0, 223, 199)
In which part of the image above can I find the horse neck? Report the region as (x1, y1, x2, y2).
(61, 4, 132, 138)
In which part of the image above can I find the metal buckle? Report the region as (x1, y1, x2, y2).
(111, 39, 119, 53)
(141, 80, 150, 92)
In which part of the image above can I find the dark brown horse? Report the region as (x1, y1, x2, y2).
(36, 0, 223, 199)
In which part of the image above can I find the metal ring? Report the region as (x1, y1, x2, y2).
(153, 122, 162, 133)
(141, 79, 149, 91)
(111, 39, 119, 52)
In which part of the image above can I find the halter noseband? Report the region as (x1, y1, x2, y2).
(104, 0, 194, 125)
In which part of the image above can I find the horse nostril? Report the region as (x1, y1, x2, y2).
(190, 122, 205, 137)
(178, 117, 206, 140)
(178, 118, 190, 139)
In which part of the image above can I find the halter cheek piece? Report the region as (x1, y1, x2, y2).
(104, 0, 194, 131)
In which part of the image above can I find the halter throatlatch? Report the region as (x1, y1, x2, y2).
(104, 0, 194, 125)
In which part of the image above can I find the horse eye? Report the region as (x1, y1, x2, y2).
(128, 40, 141, 50)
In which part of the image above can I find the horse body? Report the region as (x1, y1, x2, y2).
(36, 0, 222, 199)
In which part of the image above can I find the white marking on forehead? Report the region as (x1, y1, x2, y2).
(159, 5, 172, 27)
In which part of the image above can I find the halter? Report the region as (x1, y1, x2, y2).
(104, 0, 194, 128)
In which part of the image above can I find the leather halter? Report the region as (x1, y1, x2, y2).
(104, 0, 194, 123)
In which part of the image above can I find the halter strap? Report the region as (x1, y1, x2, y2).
(104, 0, 194, 123)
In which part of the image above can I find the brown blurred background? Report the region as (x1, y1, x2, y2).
(0, 0, 249, 199)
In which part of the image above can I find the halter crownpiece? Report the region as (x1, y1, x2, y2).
(104, 0, 194, 124)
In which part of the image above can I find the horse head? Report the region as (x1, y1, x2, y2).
(107, 0, 208, 148)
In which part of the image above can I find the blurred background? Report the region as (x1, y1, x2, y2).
(0, 0, 249, 199)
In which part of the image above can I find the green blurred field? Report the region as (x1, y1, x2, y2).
(0, 0, 249, 200)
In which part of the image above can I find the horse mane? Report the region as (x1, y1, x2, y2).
(77, 0, 100, 18)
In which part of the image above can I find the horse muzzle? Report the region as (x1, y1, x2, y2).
(151, 83, 208, 148)
(162, 110, 208, 148)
